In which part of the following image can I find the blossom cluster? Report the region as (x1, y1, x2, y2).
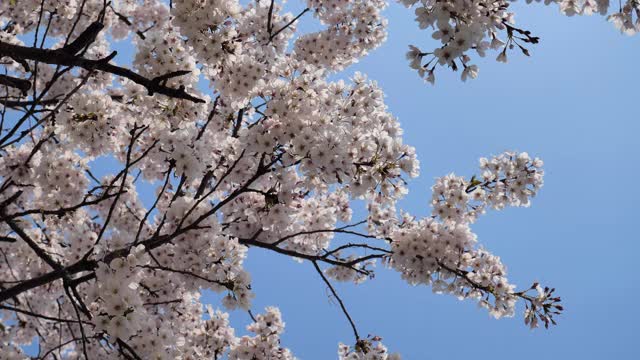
(431, 151, 544, 223)
(229, 307, 295, 360)
(296, 0, 388, 70)
(338, 337, 401, 360)
(388, 152, 546, 319)
(400, 0, 639, 83)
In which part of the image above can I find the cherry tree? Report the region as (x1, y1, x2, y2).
(0, 0, 632, 358)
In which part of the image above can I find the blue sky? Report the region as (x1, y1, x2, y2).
(11, 1, 640, 358)
(221, 2, 640, 359)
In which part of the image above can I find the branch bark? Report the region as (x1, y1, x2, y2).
(0, 23, 204, 103)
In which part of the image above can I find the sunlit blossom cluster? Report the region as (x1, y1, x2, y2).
(338, 337, 401, 360)
(431, 151, 544, 224)
(295, 0, 388, 70)
(401, 0, 638, 83)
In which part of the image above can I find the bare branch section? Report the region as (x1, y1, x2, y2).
(0, 74, 31, 95)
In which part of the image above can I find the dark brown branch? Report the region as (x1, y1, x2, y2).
(143, 299, 182, 306)
(269, 8, 309, 42)
(0, 304, 93, 325)
(109, 6, 149, 40)
(312, 261, 360, 341)
(0, 39, 204, 103)
(267, 0, 275, 34)
(0, 74, 31, 95)
(232, 108, 244, 137)
(0, 259, 94, 303)
(323, 243, 392, 259)
(117, 339, 143, 360)
(39, 335, 102, 360)
(62, 21, 104, 55)
(91, 124, 143, 251)
(1, 67, 92, 149)
(0, 236, 17, 243)
(194, 170, 214, 199)
(239, 236, 382, 272)
(0, 189, 123, 221)
(2, 213, 63, 271)
(272, 226, 380, 246)
(140, 264, 234, 290)
(196, 96, 219, 141)
(63, 284, 90, 359)
(134, 164, 173, 244)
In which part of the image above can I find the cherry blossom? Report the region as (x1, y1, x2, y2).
(400, 0, 639, 83)
(2, 0, 626, 358)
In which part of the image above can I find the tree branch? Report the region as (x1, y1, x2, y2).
(0, 27, 204, 103)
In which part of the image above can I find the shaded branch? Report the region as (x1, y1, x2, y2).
(0, 74, 31, 95)
(0, 304, 93, 325)
(0, 24, 204, 103)
(312, 261, 360, 341)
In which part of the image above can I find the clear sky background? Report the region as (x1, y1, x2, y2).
(213, 2, 640, 360)
(11, 1, 640, 359)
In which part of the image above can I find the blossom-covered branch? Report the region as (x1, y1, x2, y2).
(0, 0, 623, 358)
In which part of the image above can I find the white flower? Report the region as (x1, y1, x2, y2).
(496, 51, 508, 63)
(461, 65, 479, 81)
(406, 45, 424, 69)
(426, 70, 436, 85)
